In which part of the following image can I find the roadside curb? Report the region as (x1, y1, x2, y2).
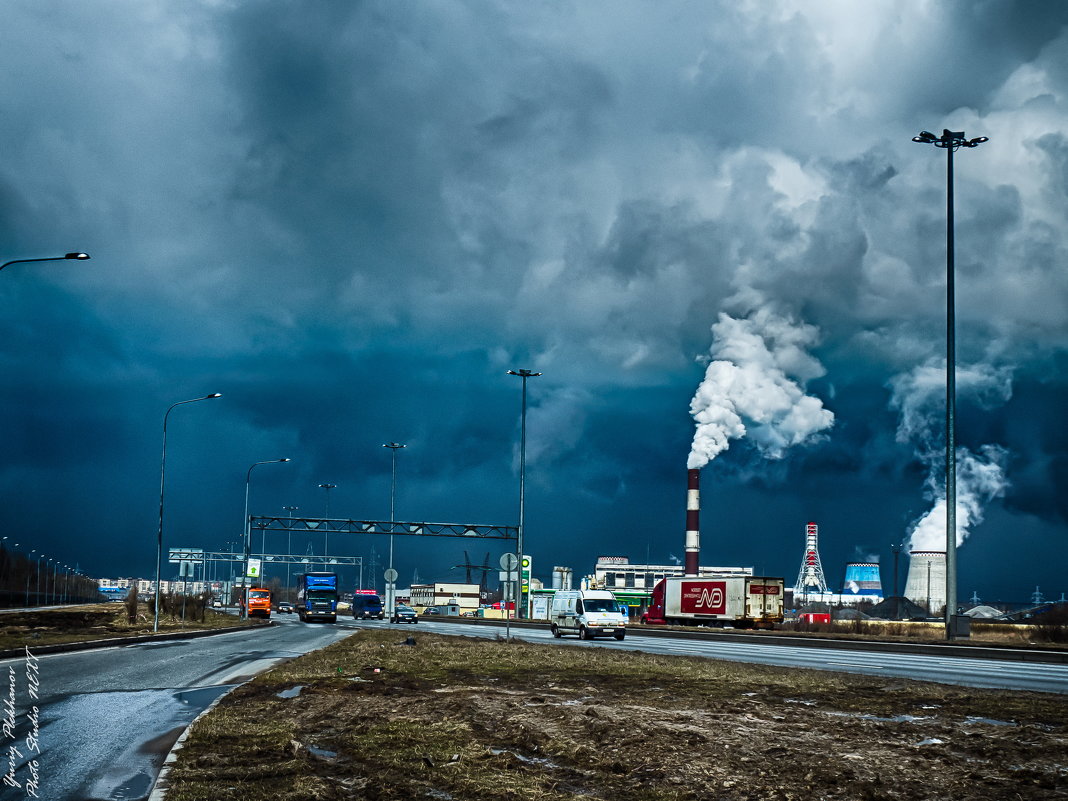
(0, 620, 273, 660)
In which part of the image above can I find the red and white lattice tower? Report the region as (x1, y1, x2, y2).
(793, 521, 830, 598)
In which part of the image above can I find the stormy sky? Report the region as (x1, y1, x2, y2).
(2, 1, 1066, 602)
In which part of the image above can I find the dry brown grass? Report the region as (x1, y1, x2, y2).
(165, 628, 1068, 801)
(0, 602, 261, 650)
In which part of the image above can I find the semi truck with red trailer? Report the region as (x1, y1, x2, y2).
(641, 575, 784, 629)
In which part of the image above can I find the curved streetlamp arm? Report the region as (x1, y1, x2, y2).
(0, 253, 90, 272)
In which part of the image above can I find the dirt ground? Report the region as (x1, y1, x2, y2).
(164, 629, 1068, 800)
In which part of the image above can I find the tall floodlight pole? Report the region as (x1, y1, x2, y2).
(507, 369, 541, 619)
(912, 129, 987, 640)
(318, 483, 336, 569)
(155, 393, 222, 632)
(242, 458, 291, 619)
(0, 252, 90, 272)
(383, 442, 406, 616)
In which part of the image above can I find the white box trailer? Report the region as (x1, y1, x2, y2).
(641, 576, 784, 629)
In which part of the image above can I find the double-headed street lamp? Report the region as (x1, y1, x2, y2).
(383, 442, 406, 615)
(318, 483, 337, 568)
(912, 128, 987, 640)
(507, 368, 541, 619)
(0, 252, 90, 272)
(155, 393, 222, 632)
(241, 459, 292, 618)
(283, 506, 299, 600)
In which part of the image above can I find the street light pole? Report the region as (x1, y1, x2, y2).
(155, 393, 222, 632)
(383, 442, 406, 617)
(283, 506, 298, 602)
(507, 368, 541, 619)
(242, 459, 292, 619)
(912, 128, 987, 640)
(0, 252, 90, 272)
(25, 550, 35, 607)
(318, 483, 336, 569)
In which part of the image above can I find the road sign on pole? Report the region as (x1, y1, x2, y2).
(247, 558, 262, 578)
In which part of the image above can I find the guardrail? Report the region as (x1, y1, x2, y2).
(409, 615, 1068, 664)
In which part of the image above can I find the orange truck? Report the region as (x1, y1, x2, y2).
(246, 587, 272, 618)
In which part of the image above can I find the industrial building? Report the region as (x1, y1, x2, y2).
(409, 582, 480, 612)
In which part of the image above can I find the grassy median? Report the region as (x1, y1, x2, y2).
(0, 602, 262, 650)
(164, 627, 1068, 801)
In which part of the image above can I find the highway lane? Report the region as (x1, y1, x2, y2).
(342, 617, 1068, 694)
(0, 616, 354, 801)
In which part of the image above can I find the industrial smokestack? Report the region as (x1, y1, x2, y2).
(903, 551, 947, 615)
(685, 468, 700, 576)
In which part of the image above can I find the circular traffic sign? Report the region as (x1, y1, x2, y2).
(500, 553, 518, 571)
(384, 568, 399, 583)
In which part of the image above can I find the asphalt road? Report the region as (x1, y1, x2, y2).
(0, 617, 354, 801)
(348, 616, 1068, 694)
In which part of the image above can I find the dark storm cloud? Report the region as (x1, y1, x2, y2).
(1, 1, 1066, 599)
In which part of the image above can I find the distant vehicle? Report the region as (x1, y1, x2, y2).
(351, 590, 385, 620)
(297, 572, 338, 623)
(392, 604, 418, 624)
(421, 607, 440, 616)
(278, 602, 293, 613)
(550, 590, 627, 641)
(246, 588, 272, 619)
(212, 600, 223, 609)
(640, 576, 784, 629)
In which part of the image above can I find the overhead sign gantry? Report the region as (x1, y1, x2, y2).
(248, 516, 518, 541)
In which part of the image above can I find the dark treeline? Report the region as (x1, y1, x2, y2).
(0, 545, 101, 608)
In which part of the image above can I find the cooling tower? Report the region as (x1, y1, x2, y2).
(903, 551, 946, 614)
(842, 563, 883, 597)
(685, 468, 700, 576)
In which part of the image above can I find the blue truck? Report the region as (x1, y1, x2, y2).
(296, 572, 338, 623)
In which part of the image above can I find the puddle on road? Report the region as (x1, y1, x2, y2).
(0, 685, 234, 801)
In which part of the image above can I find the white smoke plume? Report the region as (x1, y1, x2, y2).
(688, 303, 834, 469)
(889, 360, 1012, 446)
(907, 445, 1010, 551)
(890, 361, 1013, 551)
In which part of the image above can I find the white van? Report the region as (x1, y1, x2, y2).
(550, 590, 627, 641)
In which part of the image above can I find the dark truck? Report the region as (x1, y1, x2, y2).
(351, 589, 385, 620)
(296, 572, 338, 623)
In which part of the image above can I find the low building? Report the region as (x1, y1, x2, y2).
(409, 582, 480, 612)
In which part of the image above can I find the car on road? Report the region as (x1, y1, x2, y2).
(392, 604, 418, 624)
(278, 602, 293, 613)
(421, 606, 440, 616)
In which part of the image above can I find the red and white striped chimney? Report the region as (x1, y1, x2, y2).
(685, 468, 700, 575)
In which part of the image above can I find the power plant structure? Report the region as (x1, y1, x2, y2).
(841, 562, 883, 598)
(551, 566, 574, 590)
(903, 550, 946, 615)
(685, 468, 700, 575)
(793, 522, 830, 600)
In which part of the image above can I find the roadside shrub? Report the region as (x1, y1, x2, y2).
(124, 585, 138, 623)
(1031, 605, 1068, 644)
